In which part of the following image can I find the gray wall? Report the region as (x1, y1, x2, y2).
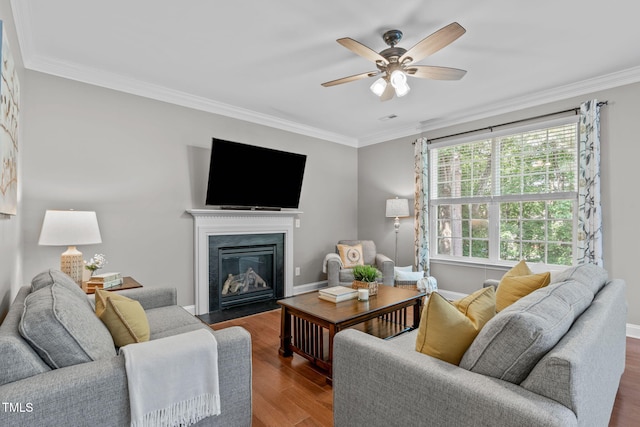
(358, 135, 416, 267)
(0, 3, 25, 321)
(20, 71, 358, 307)
(359, 82, 640, 325)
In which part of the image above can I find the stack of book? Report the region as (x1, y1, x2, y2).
(318, 285, 358, 303)
(86, 272, 123, 292)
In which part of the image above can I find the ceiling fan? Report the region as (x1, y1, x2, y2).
(321, 22, 467, 101)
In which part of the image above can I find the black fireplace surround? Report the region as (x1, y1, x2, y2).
(208, 233, 284, 314)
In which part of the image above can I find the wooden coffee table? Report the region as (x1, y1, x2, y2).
(278, 284, 426, 384)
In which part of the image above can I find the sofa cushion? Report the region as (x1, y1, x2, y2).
(19, 283, 116, 369)
(551, 263, 608, 294)
(415, 287, 495, 365)
(337, 243, 364, 268)
(31, 269, 93, 310)
(496, 260, 550, 311)
(0, 287, 52, 386)
(460, 280, 594, 384)
(95, 290, 150, 347)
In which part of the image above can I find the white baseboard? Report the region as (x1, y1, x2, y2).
(292, 280, 328, 295)
(627, 324, 640, 339)
(182, 305, 195, 315)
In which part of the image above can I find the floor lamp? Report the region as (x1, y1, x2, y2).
(385, 197, 410, 264)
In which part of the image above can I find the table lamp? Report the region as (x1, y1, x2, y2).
(38, 210, 102, 285)
(385, 197, 410, 264)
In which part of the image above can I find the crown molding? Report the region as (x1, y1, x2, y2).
(20, 51, 640, 151)
(25, 55, 360, 147)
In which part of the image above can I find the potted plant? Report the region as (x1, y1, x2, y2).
(352, 264, 380, 296)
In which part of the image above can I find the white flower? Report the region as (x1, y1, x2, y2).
(85, 254, 107, 271)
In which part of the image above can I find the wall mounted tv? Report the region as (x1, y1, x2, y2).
(206, 138, 307, 210)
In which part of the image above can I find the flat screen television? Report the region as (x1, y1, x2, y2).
(206, 138, 307, 210)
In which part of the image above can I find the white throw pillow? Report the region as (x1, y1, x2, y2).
(395, 270, 425, 281)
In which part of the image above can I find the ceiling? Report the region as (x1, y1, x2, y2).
(11, 0, 640, 147)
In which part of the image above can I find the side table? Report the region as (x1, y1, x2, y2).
(83, 276, 143, 294)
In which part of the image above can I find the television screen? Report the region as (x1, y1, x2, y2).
(206, 138, 306, 209)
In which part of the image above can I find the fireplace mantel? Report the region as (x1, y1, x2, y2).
(187, 209, 301, 315)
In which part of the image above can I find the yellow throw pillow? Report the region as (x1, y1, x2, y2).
(415, 287, 496, 365)
(496, 260, 551, 312)
(95, 290, 150, 347)
(337, 243, 364, 268)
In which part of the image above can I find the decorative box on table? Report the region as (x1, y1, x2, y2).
(351, 280, 378, 296)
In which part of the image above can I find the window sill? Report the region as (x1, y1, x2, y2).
(429, 257, 567, 274)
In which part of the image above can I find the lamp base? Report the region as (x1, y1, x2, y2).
(61, 246, 84, 286)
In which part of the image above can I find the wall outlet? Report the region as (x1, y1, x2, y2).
(295, 218, 300, 228)
(295, 267, 300, 276)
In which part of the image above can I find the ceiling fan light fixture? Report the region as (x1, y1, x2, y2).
(390, 70, 410, 97)
(370, 77, 387, 97)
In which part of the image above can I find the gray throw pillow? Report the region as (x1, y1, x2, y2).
(550, 263, 608, 294)
(0, 287, 51, 386)
(459, 280, 594, 384)
(19, 283, 116, 369)
(31, 269, 92, 308)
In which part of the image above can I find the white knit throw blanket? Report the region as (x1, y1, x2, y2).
(121, 329, 221, 427)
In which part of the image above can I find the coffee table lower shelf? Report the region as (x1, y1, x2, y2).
(278, 286, 425, 384)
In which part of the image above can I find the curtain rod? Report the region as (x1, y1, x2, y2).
(423, 100, 608, 144)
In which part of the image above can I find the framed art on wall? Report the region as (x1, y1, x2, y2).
(0, 20, 20, 215)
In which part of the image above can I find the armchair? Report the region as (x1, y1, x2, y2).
(325, 240, 394, 287)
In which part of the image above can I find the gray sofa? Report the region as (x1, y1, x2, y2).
(333, 264, 627, 426)
(0, 270, 252, 427)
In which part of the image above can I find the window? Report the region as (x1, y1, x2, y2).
(429, 117, 578, 266)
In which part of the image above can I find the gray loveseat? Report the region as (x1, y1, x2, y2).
(333, 264, 627, 426)
(0, 270, 252, 427)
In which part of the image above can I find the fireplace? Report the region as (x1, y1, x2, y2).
(209, 233, 284, 312)
(188, 209, 299, 316)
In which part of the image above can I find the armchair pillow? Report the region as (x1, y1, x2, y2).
(337, 243, 364, 268)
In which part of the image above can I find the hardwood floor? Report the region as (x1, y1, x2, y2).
(212, 309, 640, 426)
(610, 336, 640, 426)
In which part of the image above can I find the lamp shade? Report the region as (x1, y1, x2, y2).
(385, 198, 410, 218)
(38, 210, 102, 246)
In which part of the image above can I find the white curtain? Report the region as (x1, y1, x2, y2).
(414, 137, 429, 273)
(577, 99, 603, 266)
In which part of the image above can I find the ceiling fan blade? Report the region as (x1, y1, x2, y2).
(399, 22, 466, 64)
(337, 37, 389, 64)
(321, 71, 379, 87)
(406, 65, 467, 80)
(380, 83, 395, 101)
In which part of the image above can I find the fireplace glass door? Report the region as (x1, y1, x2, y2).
(218, 246, 275, 308)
